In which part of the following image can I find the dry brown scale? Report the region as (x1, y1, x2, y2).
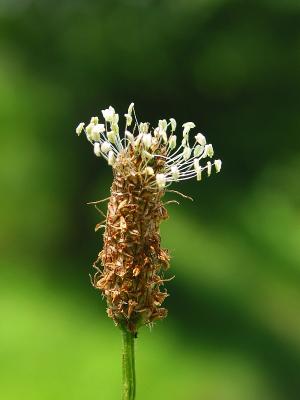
(93, 147, 170, 333)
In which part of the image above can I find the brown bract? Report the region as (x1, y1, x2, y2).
(93, 146, 170, 333)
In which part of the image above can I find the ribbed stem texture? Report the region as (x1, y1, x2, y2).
(122, 328, 136, 400)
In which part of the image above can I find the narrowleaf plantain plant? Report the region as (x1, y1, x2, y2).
(76, 103, 221, 400)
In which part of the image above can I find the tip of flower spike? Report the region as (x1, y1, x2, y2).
(77, 102, 221, 184)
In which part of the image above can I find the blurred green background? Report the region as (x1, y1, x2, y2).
(1, 0, 300, 399)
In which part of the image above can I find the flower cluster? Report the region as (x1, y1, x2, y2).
(76, 103, 221, 189)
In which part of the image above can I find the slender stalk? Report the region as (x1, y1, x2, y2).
(121, 328, 136, 400)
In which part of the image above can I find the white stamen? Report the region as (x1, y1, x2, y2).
(195, 133, 206, 146)
(85, 123, 94, 136)
(142, 133, 152, 149)
(194, 145, 204, 157)
(170, 118, 176, 132)
(196, 167, 202, 181)
(156, 173, 166, 189)
(161, 130, 168, 144)
(182, 122, 195, 136)
(183, 146, 192, 161)
(102, 106, 115, 122)
(111, 122, 119, 135)
(76, 122, 85, 135)
(128, 102, 134, 115)
(90, 116, 99, 125)
(107, 131, 116, 143)
(205, 144, 214, 158)
(125, 131, 134, 143)
(171, 165, 180, 180)
(142, 150, 154, 159)
(159, 119, 168, 131)
(90, 124, 105, 141)
(124, 113, 133, 126)
(144, 166, 154, 176)
(101, 141, 111, 154)
(169, 135, 177, 150)
(111, 113, 119, 124)
(108, 150, 115, 166)
(207, 161, 212, 176)
(94, 142, 101, 157)
(215, 159, 222, 173)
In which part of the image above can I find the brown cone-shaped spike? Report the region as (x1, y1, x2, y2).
(93, 147, 170, 333)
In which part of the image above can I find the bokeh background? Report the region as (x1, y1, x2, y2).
(1, 1, 300, 399)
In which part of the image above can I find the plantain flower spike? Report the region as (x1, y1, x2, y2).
(76, 103, 221, 333)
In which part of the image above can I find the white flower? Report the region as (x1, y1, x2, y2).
(101, 141, 111, 154)
(171, 165, 180, 181)
(76, 122, 85, 135)
(102, 106, 115, 122)
(94, 142, 101, 157)
(156, 174, 166, 189)
(195, 133, 206, 146)
(215, 159, 222, 173)
(108, 151, 115, 166)
(182, 122, 195, 136)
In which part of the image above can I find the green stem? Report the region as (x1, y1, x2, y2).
(121, 328, 136, 400)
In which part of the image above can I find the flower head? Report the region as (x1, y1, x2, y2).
(77, 103, 221, 333)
